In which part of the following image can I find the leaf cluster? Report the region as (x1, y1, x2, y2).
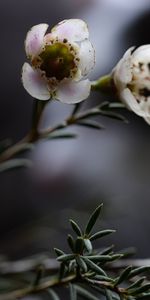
(0, 205, 150, 300)
(53, 204, 150, 300)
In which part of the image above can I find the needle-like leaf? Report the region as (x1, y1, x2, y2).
(85, 204, 103, 235)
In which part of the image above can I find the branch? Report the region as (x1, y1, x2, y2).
(0, 274, 75, 300)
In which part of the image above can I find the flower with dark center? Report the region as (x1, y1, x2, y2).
(22, 19, 95, 104)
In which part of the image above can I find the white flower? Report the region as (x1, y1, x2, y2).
(113, 45, 150, 124)
(22, 19, 95, 104)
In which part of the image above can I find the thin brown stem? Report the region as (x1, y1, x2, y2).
(39, 107, 101, 138)
(0, 274, 76, 300)
(0, 133, 31, 163)
(0, 106, 97, 163)
(0, 100, 123, 164)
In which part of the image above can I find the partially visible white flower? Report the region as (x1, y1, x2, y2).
(22, 19, 95, 104)
(113, 45, 150, 124)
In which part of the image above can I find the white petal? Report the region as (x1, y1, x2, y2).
(79, 40, 95, 76)
(25, 23, 48, 57)
(134, 45, 150, 53)
(133, 44, 150, 63)
(51, 19, 89, 42)
(44, 32, 55, 45)
(56, 79, 91, 104)
(22, 63, 50, 100)
(144, 116, 150, 125)
(133, 45, 150, 57)
(120, 88, 145, 116)
(113, 47, 134, 88)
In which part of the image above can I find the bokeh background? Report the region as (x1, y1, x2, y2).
(0, 0, 150, 264)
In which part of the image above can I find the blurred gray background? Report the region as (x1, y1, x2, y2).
(0, 0, 150, 260)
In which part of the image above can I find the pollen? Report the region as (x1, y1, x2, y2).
(39, 43, 76, 81)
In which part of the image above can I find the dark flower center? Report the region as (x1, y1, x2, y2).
(39, 43, 76, 81)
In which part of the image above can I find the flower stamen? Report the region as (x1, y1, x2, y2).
(39, 43, 76, 81)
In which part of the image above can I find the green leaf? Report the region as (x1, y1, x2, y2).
(118, 247, 136, 258)
(108, 103, 125, 109)
(75, 237, 84, 254)
(54, 248, 65, 257)
(105, 289, 113, 300)
(90, 230, 116, 241)
(129, 283, 150, 295)
(0, 141, 33, 158)
(59, 263, 67, 279)
(82, 257, 107, 276)
(48, 132, 77, 139)
(109, 254, 123, 261)
(99, 245, 114, 255)
(14, 143, 34, 154)
(77, 109, 102, 120)
(76, 120, 104, 130)
(83, 239, 93, 254)
(114, 266, 132, 286)
(128, 266, 150, 279)
(69, 219, 82, 236)
(136, 292, 150, 298)
(68, 260, 76, 273)
(98, 101, 110, 109)
(72, 102, 82, 116)
(85, 204, 103, 235)
(67, 234, 75, 252)
(0, 159, 32, 172)
(76, 256, 88, 273)
(69, 283, 77, 300)
(57, 254, 75, 262)
(100, 110, 128, 123)
(127, 277, 146, 290)
(91, 285, 109, 297)
(48, 288, 60, 300)
(75, 285, 100, 300)
(94, 275, 114, 282)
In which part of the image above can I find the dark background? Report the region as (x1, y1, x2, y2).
(0, 0, 150, 261)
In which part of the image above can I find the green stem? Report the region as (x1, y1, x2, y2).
(91, 74, 115, 94)
(30, 99, 49, 141)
